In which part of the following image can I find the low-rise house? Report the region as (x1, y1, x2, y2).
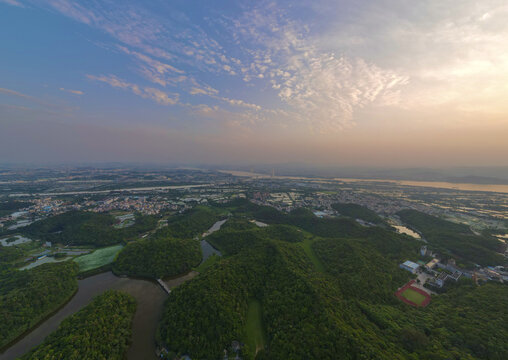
(436, 271, 462, 287)
(426, 258, 439, 270)
(400, 260, 420, 274)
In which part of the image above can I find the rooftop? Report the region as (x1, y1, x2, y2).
(401, 260, 420, 270)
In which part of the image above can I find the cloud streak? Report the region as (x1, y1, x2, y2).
(28, 0, 409, 131)
(59, 87, 83, 95)
(20, 0, 508, 134)
(0, 0, 24, 7)
(86, 75, 179, 105)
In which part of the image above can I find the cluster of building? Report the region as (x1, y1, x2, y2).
(400, 246, 508, 289)
(90, 196, 179, 215)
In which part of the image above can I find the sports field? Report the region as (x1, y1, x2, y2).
(401, 288, 427, 306)
(74, 244, 123, 272)
(395, 280, 431, 307)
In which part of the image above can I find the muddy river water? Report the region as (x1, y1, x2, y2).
(0, 272, 167, 360)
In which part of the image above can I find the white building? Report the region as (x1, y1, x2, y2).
(400, 260, 420, 274)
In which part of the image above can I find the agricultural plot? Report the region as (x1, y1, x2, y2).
(74, 244, 123, 272)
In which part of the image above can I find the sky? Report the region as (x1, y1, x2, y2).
(1, 0, 507, 167)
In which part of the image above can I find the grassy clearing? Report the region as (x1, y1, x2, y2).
(299, 238, 326, 273)
(74, 244, 123, 272)
(195, 254, 220, 273)
(245, 299, 266, 357)
(401, 288, 427, 305)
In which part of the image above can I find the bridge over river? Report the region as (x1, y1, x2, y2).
(157, 278, 171, 294)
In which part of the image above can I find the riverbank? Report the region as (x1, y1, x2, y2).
(0, 272, 166, 360)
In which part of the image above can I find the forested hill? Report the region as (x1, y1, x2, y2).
(20, 290, 136, 360)
(112, 206, 222, 278)
(113, 235, 201, 278)
(20, 211, 157, 246)
(0, 261, 78, 350)
(157, 202, 508, 360)
(331, 202, 385, 224)
(397, 209, 506, 267)
(162, 206, 224, 238)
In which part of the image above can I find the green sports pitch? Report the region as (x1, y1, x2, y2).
(401, 288, 427, 306)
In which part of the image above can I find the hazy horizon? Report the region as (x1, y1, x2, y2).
(1, 0, 508, 167)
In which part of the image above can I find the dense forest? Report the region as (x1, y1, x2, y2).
(162, 206, 223, 238)
(113, 206, 222, 278)
(157, 202, 508, 360)
(20, 211, 157, 247)
(397, 209, 506, 266)
(0, 261, 78, 349)
(207, 218, 306, 256)
(0, 245, 24, 265)
(1, 201, 506, 360)
(114, 235, 201, 278)
(331, 202, 385, 224)
(21, 290, 136, 360)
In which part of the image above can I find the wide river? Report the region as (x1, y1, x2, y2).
(219, 170, 508, 194)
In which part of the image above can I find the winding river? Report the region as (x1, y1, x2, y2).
(0, 219, 229, 360)
(0, 272, 167, 360)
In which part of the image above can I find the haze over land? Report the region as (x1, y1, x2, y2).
(1, 0, 508, 167)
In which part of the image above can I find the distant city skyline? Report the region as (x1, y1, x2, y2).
(1, 0, 507, 166)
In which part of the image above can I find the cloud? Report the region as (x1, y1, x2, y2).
(219, 3, 408, 130)
(59, 87, 83, 95)
(273, 55, 408, 130)
(87, 74, 179, 105)
(219, 97, 261, 111)
(37, 1, 508, 132)
(0, 87, 36, 100)
(313, 0, 508, 115)
(0, 87, 56, 108)
(0, 0, 24, 7)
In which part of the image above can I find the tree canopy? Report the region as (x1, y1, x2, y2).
(21, 290, 136, 360)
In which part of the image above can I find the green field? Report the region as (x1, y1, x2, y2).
(74, 245, 123, 272)
(401, 288, 427, 305)
(245, 299, 266, 357)
(299, 238, 325, 273)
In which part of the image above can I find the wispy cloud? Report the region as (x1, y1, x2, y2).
(0, 0, 24, 7)
(0, 87, 36, 100)
(0, 87, 55, 107)
(59, 87, 83, 95)
(86, 74, 179, 105)
(215, 3, 408, 130)
(29, 0, 507, 132)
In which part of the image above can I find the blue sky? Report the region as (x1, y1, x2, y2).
(1, 0, 507, 166)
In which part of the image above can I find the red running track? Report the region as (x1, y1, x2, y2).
(395, 280, 431, 307)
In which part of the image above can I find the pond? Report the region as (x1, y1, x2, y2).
(201, 219, 227, 237)
(199, 219, 226, 262)
(200, 239, 221, 261)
